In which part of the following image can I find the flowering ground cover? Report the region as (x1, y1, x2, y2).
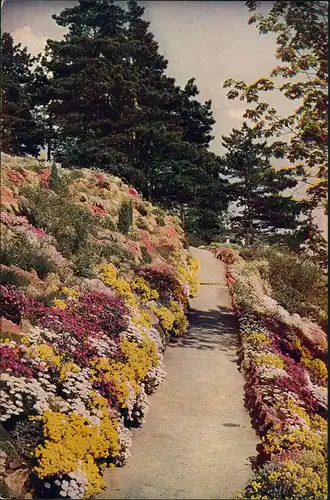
(0, 153, 200, 498)
(217, 247, 328, 500)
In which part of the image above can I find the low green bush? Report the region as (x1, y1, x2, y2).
(141, 246, 152, 264)
(20, 185, 97, 259)
(136, 216, 148, 230)
(118, 198, 133, 234)
(0, 268, 30, 288)
(0, 234, 57, 279)
(239, 244, 327, 326)
(151, 207, 166, 226)
(136, 202, 149, 217)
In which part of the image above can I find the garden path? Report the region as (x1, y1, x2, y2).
(99, 247, 259, 499)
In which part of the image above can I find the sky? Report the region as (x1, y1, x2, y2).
(2, 0, 327, 235)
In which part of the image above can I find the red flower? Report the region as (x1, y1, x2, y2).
(7, 169, 26, 184)
(40, 168, 51, 187)
(90, 205, 105, 215)
(128, 187, 138, 196)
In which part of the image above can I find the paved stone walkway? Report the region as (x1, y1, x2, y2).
(99, 247, 259, 499)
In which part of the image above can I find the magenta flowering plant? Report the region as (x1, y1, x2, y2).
(0, 343, 34, 378)
(23, 291, 129, 368)
(0, 284, 29, 324)
(1, 212, 47, 240)
(92, 375, 121, 409)
(76, 291, 129, 337)
(28, 291, 128, 340)
(274, 362, 318, 412)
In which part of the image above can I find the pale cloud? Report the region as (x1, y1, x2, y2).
(227, 108, 246, 121)
(12, 25, 47, 56)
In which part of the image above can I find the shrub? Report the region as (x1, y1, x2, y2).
(12, 419, 44, 460)
(49, 162, 60, 191)
(150, 305, 175, 332)
(72, 243, 99, 278)
(141, 247, 152, 264)
(31, 291, 129, 342)
(136, 203, 148, 217)
(239, 245, 327, 325)
(136, 216, 148, 230)
(32, 407, 120, 499)
(99, 241, 135, 264)
(169, 301, 188, 336)
(118, 199, 133, 235)
(0, 284, 29, 324)
(130, 277, 159, 303)
(241, 459, 327, 499)
(214, 246, 240, 265)
(150, 207, 165, 226)
(20, 185, 97, 260)
(100, 216, 117, 231)
(0, 268, 30, 288)
(0, 233, 58, 279)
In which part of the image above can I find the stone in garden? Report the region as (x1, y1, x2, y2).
(82, 278, 116, 297)
(4, 468, 29, 497)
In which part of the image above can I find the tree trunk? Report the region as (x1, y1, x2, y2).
(47, 140, 51, 161)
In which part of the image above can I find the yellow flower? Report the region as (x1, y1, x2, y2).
(255, 353, 285, 369)
(59, 362, 81, 381)
(33, 408, 120, 498)
(61, 286, 80, 299)
(52, 298, 67, 310)
(35, 344, 62, 368)
(130, 276, 159, 303)
(150, 304, 175, 331)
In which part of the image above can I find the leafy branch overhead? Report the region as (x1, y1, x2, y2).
(224, 1, 328, 214)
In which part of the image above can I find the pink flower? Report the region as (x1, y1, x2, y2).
(90, 205, 105, 215)
(31, 227, 46, 238)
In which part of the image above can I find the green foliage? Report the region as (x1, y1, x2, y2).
(12, 419, 44, 461)
(141, 246, 152, 264)
(185, 206, 227, 245)
(156, 247, 172, 260)
(1, 32, 44, 156)
(72, 244, 98, 278)
(49, 162, 60, 190)
(33, 0, 230, 240)
(156, 214, 165, 227)
(136, 202, 149, 217)
(99, 241, 136, 264)
(240, 244, 328, 326)
(0, 268, 30, 289)
(224, 0, 328, 247)
(21, 185, 97, 259)
(100, 216, 117, 232)
(136, 216, 148, 230)
(151, 207, 166, 226)
(0, 233, 57, 279)
(222, 123, 306, 245)
(118, 198, 133, 235)
(151, 207, 165, 217)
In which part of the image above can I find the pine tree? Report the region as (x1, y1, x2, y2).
(125, 0, 183, 199)
(42, 0, 135, 172)
(41, 0, 230, 241)
(1, 33, 44, 156)
(180, 78, 215, 147)
(222, 123, 307, 246)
